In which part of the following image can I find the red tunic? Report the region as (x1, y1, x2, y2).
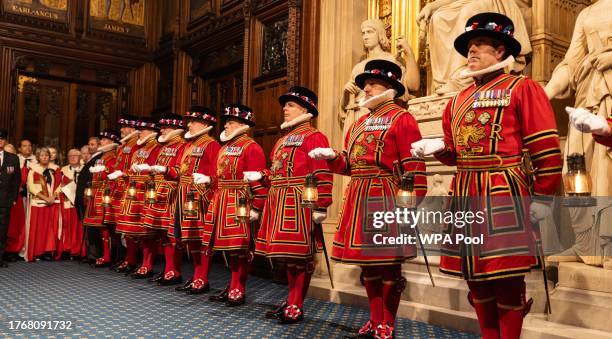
(26, 164, 61, 261)
(202, 133, 268, 251)
(592, 118, 612, 147)
(83, 149, 117, 228)
(328, 100, 428, 266)
(434, 73, 563, 281)
(58, 165, 83, 256)
(255, 122, 333, 260)
(142, 133, 187, 231)
(115, 136, 160, 237)
(6, 165, 28, 253)
(107, 134, 139, 224)
(174, 132, 220, 241)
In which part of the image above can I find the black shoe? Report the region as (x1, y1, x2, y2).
(0, 261, 8, 268)
(148, 272, 165, 283)
(187, 280, 210, 295)
(158, 276, 183, 286)
(265, 300, 287, 319)
(109, 261, 123, 271)
(131, 268, 154, 279)
(226, 297, 245, 307)
(40, 253, 53, 261)
(209, 286, 229, 302)
(175, 279, 193, 291)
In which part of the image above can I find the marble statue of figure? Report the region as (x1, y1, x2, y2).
(339, 19, 420, 136)
(545, 0, 612, 269)
(417, 0, 532, 95)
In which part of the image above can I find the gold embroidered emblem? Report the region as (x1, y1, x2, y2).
(457, 125, 486, 147)
(478, 112, 491, 125)
(464, 111, 475, 123)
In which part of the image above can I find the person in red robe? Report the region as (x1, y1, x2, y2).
(56, 149, 84, 260)
(252, 86, 333, 323)
(25, 147, 61, 262)
(411, 13, 563, 339)
(203, 104, 268, 306)
(171, 106, 220, 294)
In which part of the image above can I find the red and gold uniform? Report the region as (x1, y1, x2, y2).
(255, 86, 333, 323)
(170, 108, 220, 291)
(56, 165, 83, 258)
(433, 13, 563, 339)
(203, 104, 267, 305)
(5, 162, 28, 255)
(115, 130, 160, 276)
(107, 129, 139, 225)
(323, 59, 427, 338)
(82, 133, 119, 266)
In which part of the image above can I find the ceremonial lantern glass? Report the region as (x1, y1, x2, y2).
(84, 182, 93, 199)
(183, 190, 198, 216)
(145, 180, 157, 204)
(236, 197, 250, 223)
(102, 188, 112, 208)
(300, 173, 318, 208)
(126, 180, 137, 200)
(396, 172, 417, 209)
(562, 153, 596, 207)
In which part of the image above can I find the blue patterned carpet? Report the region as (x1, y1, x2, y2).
(0, 260, 478, 338)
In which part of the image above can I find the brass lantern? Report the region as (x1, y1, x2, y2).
(102, 188, 112, 208)
(562, 153, 596, 207)
(236, 196, 250, 223)
(183, 190, 198, 216)
(396, 172, 417, 209)
(126, 180, 137, 200)
(145, 179, 157, 204)
(300, 173, 318, 208)
(84, 182, 93, 199)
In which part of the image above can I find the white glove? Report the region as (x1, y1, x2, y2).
(131, 163, 151, 173)
(89, 165, 106, 173)
(410, 138, 445, 158)
(313, 211, 327, 224)
(107, 170, 124, 180)
(566, 106, 611, 136)
(529, 201, 552, 224)
(243, 171, 263, 182)
(308, 148, 337, 160)
(249, 210, 260, 222)
(151, 165, 167, 174)
(193, 173, 211, 185)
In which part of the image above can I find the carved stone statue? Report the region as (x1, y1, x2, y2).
(417, 0, 532, 95)
(339, 19, 419, 137)
(545, 0, 612, 269)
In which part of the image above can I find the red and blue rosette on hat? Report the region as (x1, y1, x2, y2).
(221, 104, 255, 127)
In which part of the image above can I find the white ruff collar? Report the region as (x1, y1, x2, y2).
(459, 55, 515, 79)
(280, 113, 313, 130)
(120, 130, 139, 144)
(158, 128, 184, 143)
(358, 89, 397, 109)
(185, 126, 213, 140)
(220, 125, 250, 143)
(97, 143, 118, 153)
(137, 132, 158, 146)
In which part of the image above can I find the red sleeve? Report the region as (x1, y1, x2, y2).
(434, 100, 458, 166)
(145, 145, 162, 166)
(395, 113, 428, 198)
(327, 124, 352, 175)
(166, 144, 187, 180)
(245, 143, 268, 212)
(200, 141, 221, 195)
(517, 78, 563, 200)
(305, 132, 333, 211)
(593, 118, 612, 147)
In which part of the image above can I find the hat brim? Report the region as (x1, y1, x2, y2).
(220, 115, 255, 127)
(355, 73, 405, 98)
(454, 30, 521, 58)
(157, 123, 184, 129)
(278, 95, 319, 117)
